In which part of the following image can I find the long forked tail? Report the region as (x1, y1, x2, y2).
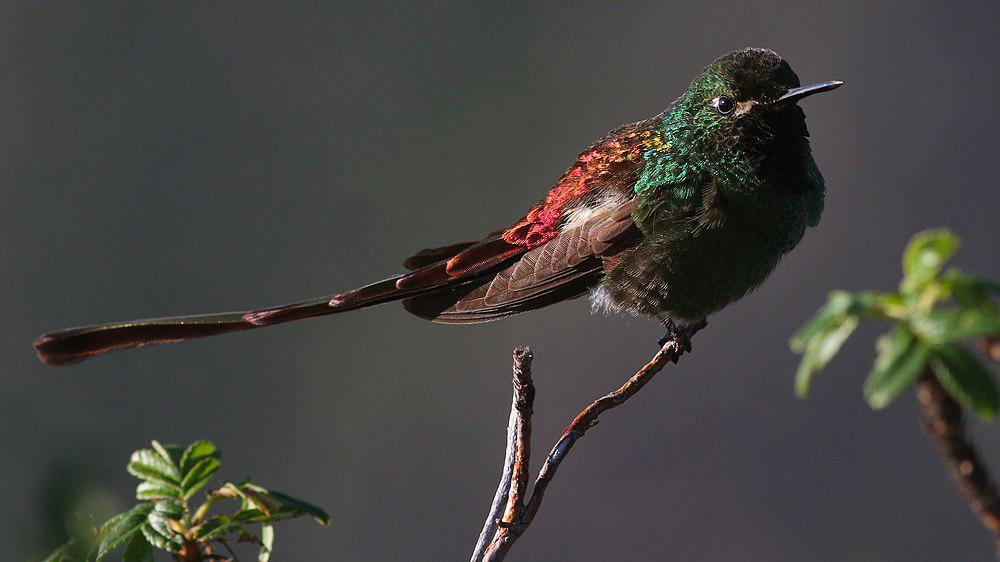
(33, 220, 626, 365)
(33, 275, 414, 366)
(33, 233, 531, 366)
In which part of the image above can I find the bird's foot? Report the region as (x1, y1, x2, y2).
(657, 324, 692, 356)
(657, 319, 707, 362)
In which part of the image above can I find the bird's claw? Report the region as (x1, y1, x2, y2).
(657, 321, 693, 357)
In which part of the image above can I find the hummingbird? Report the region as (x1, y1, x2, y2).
(34, 48, 841, 366)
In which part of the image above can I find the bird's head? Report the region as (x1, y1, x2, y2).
(666, 48, 841, 188)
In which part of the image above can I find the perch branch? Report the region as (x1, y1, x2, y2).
(473, 325, 701, 561)
(917, 373, 1000, 552)
(471, 347, 534, 562)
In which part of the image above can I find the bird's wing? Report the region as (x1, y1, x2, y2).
(397, 116, 660, 282)
(497, 118, 657, 249)
(402, 199, 640, 322)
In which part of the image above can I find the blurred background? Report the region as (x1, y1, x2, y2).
(3, 2, 998, 560)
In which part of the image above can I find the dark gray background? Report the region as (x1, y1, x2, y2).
(4, 2, 998, 560)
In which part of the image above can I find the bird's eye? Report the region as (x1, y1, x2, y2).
(713, 96, 736, 115)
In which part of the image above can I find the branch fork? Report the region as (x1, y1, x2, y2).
(472, 331, 696, 561)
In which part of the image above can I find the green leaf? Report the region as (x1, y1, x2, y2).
(911, 308, 1000, 345)
(795, 315, 859, 398)
(151, 441, 184, 471)
(901, 228, 959, 295)
(142, 517, 184, 554)
(864, 327, 931, 409)
(139, 523, 167, 549)
(931, 344, 999, 420)
(127, 449, 181, 487)
(145, 513, 174, 546)
(234, 483, 281, 516)
(942, 270, 1000, 309)
(122, 533, 153, 562)
(792, 292, 856, 351)
(232, 505, 307, 524)
(135, 499, 185, 554)
(96, 503, 154, 560)
(193, 516, 245, 540)
(136, 481, 182, 501)
(265, 490, 331, 526)
(180, 440, 219, 477)
(96, 509, 131, 541)
(259, 523, 275, 562)
(181, 457, 221, 499)
(153, 498, 185, 519)
(230, 483, 331, 526)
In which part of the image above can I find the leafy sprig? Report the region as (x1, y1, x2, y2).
(792, 228, 999, 418)
(43, 440, 329, 562)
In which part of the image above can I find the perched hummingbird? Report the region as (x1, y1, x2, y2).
(35, 48, 841, 366)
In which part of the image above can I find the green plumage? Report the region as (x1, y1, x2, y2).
(599, 48, 830, 324)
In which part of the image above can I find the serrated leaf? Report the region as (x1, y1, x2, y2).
(193, 516, 245, 540)
(153, 498, 185, 519)
(901, 228, 959, 295)
(180, 441, 219, 477)
(795, 315, 859, 398)
(151, 441, 183, 471)
(139, 522, 167, 549)
(864, 327, 930, 409)
(259, 523, 275, 562)
(122, 532, 153, 562)
(911, 308, 1000, 345)
(931, 344, 999, 420)
(96, 503, 154, 560)
(135, 500, 185, 555)
(145, 515, 185, 553)
(96, 509, 131, 541)
(266, 490, 331, 526)
(181, 457, 221, 499)
(136, 481, 182, 501)
(146, 512, 173, 541)
(230, 484, 330, 526)
(232, 505, 304, 524)
(236, 483, 281, 516)
(128, 449, 180, 486)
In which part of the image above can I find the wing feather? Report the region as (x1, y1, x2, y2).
(403, 200, 640, 322)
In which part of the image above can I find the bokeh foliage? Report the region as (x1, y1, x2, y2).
(42, 440, 329, 562)
(793, 229, 999, 418)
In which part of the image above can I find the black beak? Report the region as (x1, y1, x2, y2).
(774, 80, 843, 104)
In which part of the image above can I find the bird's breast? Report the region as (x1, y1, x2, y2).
(599, 194, 809, 321)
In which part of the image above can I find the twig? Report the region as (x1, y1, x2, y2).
(472, 325, 700, 561)
(917, 374, 1000, 553)
(471, 347, 534, 562)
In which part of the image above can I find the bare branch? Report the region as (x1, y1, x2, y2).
(918, 374, 1000, 553)
(474, 324, 700, 561)
(471, 347, 534, 562)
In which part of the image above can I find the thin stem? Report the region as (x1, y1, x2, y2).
(474, 324, 699, 561)
(520, 340, 684, 530)
(470, 347, 534, 562)
(917, 374, 1000, 553)
(192, 493, 224, 524)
